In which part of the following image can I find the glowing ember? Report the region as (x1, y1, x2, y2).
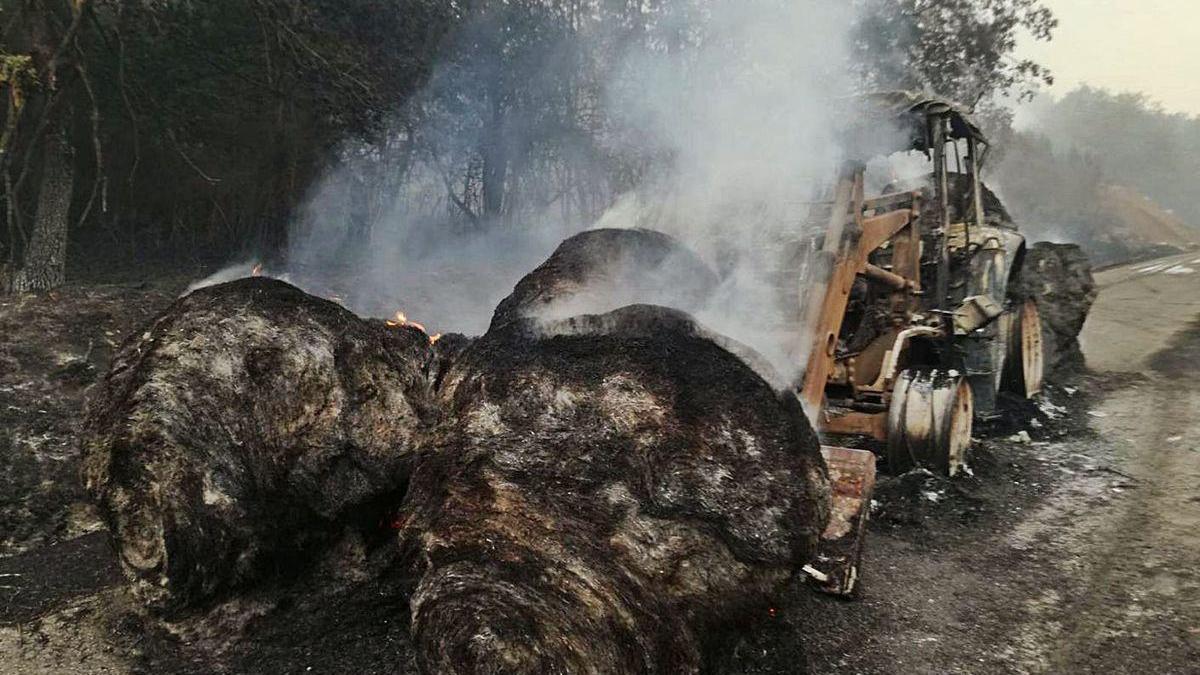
(430, 333, 442, 344)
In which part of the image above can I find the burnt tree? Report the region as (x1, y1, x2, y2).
(10, 134, 73, 291)
(1, 1, 90, 293)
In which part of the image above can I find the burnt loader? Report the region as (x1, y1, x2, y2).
(805, 92, 1044, 595)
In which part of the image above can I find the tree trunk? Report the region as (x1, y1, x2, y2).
(481, 98, 507, 219)
(11, 136, 73, 292)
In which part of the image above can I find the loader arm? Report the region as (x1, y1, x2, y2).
(799, 165, 922, 418)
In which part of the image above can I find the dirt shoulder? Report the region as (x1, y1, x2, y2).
(1027, 261, 1200, 672)
(714, 373, 1131, 674)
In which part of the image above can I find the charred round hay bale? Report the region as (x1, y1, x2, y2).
(81, 278, 439, 613)
(83, 237, 832, 673)
(402, 304, 829, 673)
(1011, 242, 1098, 373)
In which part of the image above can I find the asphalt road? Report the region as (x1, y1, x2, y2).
(1082, 250, 1200, 372)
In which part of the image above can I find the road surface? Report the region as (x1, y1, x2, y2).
(1083, 250, 1200, 371)
(1040, 250, 1200, 671)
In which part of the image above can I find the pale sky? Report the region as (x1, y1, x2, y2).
(1020, 0, 1200, 116)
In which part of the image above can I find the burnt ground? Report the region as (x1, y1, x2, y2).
(2, 263, 1199, 673)
(719, 375, 1154, 674)
(0, 280, 183, 555)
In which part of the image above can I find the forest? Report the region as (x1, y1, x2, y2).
(0, 0, 1058, 292)
(996, 86, 1200, 261)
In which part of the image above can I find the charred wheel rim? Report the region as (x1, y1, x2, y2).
(935, 377, 974, 476)
(1003, 296, 1041, 396)
(1019, 300, 1045, 397)
(885, 370, 917, 473)
(886, 370, 974, 476)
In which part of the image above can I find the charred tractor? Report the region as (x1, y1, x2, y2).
(802, 92, 1043, 595)
(801, 92, 1043, 478)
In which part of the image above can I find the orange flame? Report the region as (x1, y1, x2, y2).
(251, 263, 263, 277)
(385, 311, 412, 328)
(386, 310, 438, 344)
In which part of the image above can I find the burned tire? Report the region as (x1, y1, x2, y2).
(886, 370, 974, 476)
(1002, 299, 1045, 398)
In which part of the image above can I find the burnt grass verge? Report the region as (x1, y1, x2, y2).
(1147, 316, 1200, 379)
(1, 280, 1128, 674)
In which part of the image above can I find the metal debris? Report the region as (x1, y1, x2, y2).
(808, 446, 877, 597)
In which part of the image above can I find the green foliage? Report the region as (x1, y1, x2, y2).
(992, 86, 1200, 265)
(83, 0, 455, 253)
(0, 0, 457, 271)
(408, 0, 649, 223)
(0, 52, 36, 88)
(853, 0, 1056, 106)
(992, 127, 1105, 240)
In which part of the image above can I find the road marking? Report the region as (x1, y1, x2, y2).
(1097, 252, 1200, 290)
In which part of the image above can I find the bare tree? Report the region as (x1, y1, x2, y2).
(10, 132, 72, 290)
(0, 0, 93, 292)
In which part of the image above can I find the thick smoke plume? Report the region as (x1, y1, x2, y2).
(239, 1, 862, 382)
(593, 1, 857, 376)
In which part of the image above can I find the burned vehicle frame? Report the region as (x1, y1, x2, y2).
(798, 91, 1044, 478)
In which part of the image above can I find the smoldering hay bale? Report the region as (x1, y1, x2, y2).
(81, 278, 442, 613)
(402, 304, 829, 672)
(489, 227, 720, 331)
(82, 230, 832, 672)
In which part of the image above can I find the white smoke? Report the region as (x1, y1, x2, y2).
(589, 0, 858, 378)
(186, 260, 295, 296)
(207, 0, 871, 383)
